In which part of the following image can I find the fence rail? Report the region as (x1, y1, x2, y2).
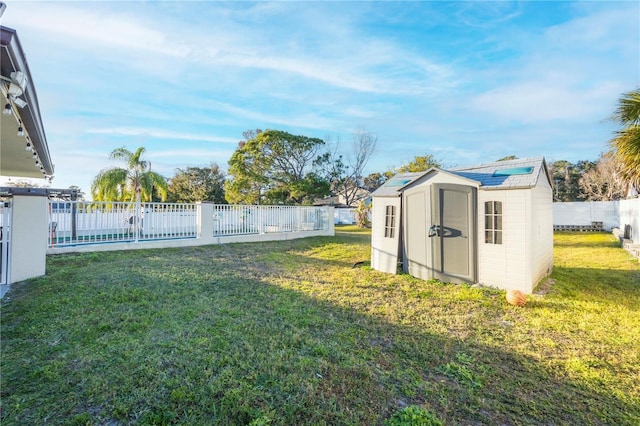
(48, 201, 331, 248)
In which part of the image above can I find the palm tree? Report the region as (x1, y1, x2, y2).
(611, 88, 640, 189)
(91, 146, 168, 203)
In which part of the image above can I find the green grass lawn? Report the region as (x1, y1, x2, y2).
(1, 228, 639, 425)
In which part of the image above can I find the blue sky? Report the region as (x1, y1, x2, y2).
(2, 1, 638, 197)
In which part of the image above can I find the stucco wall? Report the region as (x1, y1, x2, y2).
(10, 195, 47, 283)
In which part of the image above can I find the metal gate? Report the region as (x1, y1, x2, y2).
(1, 199, 11, 286)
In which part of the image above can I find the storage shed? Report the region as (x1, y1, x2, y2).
(371, 157, 553, 294)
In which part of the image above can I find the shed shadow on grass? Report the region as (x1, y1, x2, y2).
(550, 265, 640, 307)
(1, 241, 639, 425)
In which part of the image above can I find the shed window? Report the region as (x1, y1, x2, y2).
(484, 201, 502, 244)
(384, 205, 396, 238)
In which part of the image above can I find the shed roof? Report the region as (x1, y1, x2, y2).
(370, 172, 425, 197)
(371, 157, 550, 197)
(448, 157, 550, 189)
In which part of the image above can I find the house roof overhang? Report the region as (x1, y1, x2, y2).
(1, 25, 54, 179)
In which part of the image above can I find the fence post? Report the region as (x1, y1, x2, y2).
(198, 202, 215, 245)
(135, 202, 140, 243)
(71, 201, 77, 242)
(327, 207, 335, 235)
(9, 195, 47, 283)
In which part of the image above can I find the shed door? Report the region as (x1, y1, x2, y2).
(405, 191, 429, 280)
(430, 184, 476, 284)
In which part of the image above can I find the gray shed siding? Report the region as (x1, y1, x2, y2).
(402, 171, 479, 282)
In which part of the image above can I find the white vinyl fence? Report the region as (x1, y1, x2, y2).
(335, 208, 357, 225)
(214, 205, 327, 236)
(48, 201, 332, 249)
(553, 199, 640, 242)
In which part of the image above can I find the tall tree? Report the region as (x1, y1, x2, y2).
(611, 87, 640, 188)
(328, 127, 378, 206)
(225, 130, 331, 205)
(363, 155, 442, 192)
(549, 159, 595, 201)
(167, 164, 226, 203)
(363, 172, 387, 192)
(394, 154, 442, 174)
(579, 152, 629, 201)
(91, 146, 167, 203)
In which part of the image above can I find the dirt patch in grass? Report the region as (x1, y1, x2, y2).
(534, 277, 556, 295)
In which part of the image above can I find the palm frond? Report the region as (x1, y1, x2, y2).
(612, 88, 640, 125)
(130, 147, 149, 172)
(91, 168, 129, 201)
(95, 146, 166, 202)
(138, 171, 168, 201)
(611, 125, 640, 187)
(109, 147, 133, 162)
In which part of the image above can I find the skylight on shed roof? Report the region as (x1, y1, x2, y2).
(385, 178, 413, 187)
(493, 166, 533, 176)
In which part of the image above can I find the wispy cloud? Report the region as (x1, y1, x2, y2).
(466, 4, 636, 124)
(468, 81, 622, 123)
(147, 149, 235, 160)
(453, 2, 524, 29)
(85, 127, 238, 144)
(8, 3, 183, 57)
(10, 2, 454, 96)
(1, 1, 636, 197)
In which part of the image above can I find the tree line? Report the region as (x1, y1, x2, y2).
(88, 87, 639, 204)
(90, 127, 381, 206)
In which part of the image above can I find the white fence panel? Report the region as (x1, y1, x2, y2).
(335, 208, 356, 224)
(619, 199, 640, 243)
(49, 201, 197, 247)
(553, 199, 640, 242)
(142, 204, 198, 240)
(553, 201, 619, 230)
(212, 205, 329, 236)
(213, 205, 260, 236)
